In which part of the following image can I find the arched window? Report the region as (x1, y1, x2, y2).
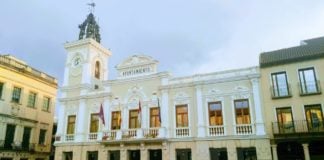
(95, 61, 100, 79)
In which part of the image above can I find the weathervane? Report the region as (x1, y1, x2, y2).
(87, 0, 96, 13)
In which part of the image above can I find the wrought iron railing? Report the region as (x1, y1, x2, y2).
(272, 120, 324, 134)
(298, 80, 321, 95)
(270, 84, 292, 99)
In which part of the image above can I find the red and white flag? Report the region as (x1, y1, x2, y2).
(99, 103, 105, 126)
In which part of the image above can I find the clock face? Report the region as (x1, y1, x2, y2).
(72, 56, 82, 68)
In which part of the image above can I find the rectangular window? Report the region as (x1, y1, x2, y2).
(11, 87, 21, 103)
(111, 111, 121, 130)
(176, 105, 188, 127)
(90, 113, 99, 133)
(42, 97, 50, 111)
(4, 124, 16, 149)
(305, 104, 323, 132)
(209, 102, 223, 126)
(63, 152, 73, 160)
(276, 107, 294, 133)
(87, 151, 98, 160)
(129, 109, 140, 129)
(299, 67, 320, 95)
(235, 99, 250, 124)
(271, 72, 290, 97)
(38, 129, 46, 145)
(150, 107, 161, 128)
(67, 115, 76, 134)
(27, 92, 37, 108)
(176, 149, 191, 160)
(22, 127, 31, 150)
(237, 147, 257, 160)
(0, 82, 4, 99)
(210, 148, 227, 160)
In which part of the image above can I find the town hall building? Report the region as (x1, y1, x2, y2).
(54, 11, 271, 160)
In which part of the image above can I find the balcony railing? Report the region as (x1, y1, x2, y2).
(175, 127, 190, 137)
(270, 84, 292, 99)
(102, 130, 117, 140)
(208, 125, 225, 136)
(272, 120, 324, 134)
(88, 133, 98, 141)
(298, 80, 321, 96)
(122, 129, 138, 139)
(65, 134, 75, 141)
(235, 124, 254, 135)
(143, 128, 159, 138)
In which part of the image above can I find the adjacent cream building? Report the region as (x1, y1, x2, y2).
(54, 12, 271, 160)
(0, 55, 58, 160)
(260, 37, 324, 160)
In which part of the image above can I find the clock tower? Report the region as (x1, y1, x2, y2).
(62, 12, 112, 88)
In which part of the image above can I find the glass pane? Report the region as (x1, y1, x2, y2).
(276, 108, 294, 133)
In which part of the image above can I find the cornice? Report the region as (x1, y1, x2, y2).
(64, 38, 112, 56)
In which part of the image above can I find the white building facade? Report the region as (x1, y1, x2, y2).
(54, 12, 271, 160)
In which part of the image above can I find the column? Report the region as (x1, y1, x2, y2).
(0, 122, 6, 147)
(161, 90, 169, 138)
(62, 67, 69, 86)
(122, 106, 128, 130)
(120, 144, 127, 160)
(302, 143, 310, 160)
(75, 99, 87, 142)
(195, 85, 205, 137)
(14, 125, 23, 147)
(103, 99, 110, 131)
(251, 78, 265, 135)
(56, 103, 66, 139)
(140, 143, 148, 160)
(271, 145, 278, 160)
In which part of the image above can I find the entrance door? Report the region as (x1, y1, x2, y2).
(109, 151, 120, 160)
(277, 142, 304, 160)
(4, 124, 15, 149)
(22, 127, 31, 150)
(149, 149, 162, 160)
(129, 150, 140, 160)
(176, 149, 191, 160)
(87, 151, 98, 160)
(210, 148, 228, 160)
(237, 147, 257, 160)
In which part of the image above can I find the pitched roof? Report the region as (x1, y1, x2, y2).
(260, 36, 324, 68)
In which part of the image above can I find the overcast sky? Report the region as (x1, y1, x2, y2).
(1, 0, 324, 86)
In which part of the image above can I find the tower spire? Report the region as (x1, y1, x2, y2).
(78, 1, 101, 43)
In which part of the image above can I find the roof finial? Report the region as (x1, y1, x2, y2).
(87, 0, 96, 13)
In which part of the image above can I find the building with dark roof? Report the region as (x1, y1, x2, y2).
(260, 37, 324, 160)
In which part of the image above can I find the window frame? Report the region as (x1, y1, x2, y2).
(38, 129, 46, 145)
(66, 115, 76, 134)
(89, 113, 99, 133)
(42, 96, 51, 112)
(298, 67, 320, 95)
(234, 99, 251, 124)
(150, 107, 161, 128)
(208, 101, 223, 126)
(271, 71, 290, 98)
(129, 109, 140, 129)
(11, 86, 22, 103)
(27, 92, 37, 108)
(175, 104, 189, 128)
(111, 111, 121, 130)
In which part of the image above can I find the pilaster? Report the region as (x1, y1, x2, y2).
(302, 143, 310, 160)
(271, 145, 278, 160)
(251, 78, 265, 135)
(56, 103, 66, 136)
(76, 99, 87, 142)
(195, 85, 205, 137)
(161, 90, 169, 137)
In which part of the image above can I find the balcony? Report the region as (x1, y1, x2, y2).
(235, 124, 254, 135)
(88, 133, 98, 141)
(208, 125, 225, 136)
(272, 120, 324, 139)
(175, 127, 190, 138)
(270, 84, 292, 99)
(298, 80, 321, 96)
(65, 134, 75, 141)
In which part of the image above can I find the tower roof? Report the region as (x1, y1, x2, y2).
(78, 12, 101, 43)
